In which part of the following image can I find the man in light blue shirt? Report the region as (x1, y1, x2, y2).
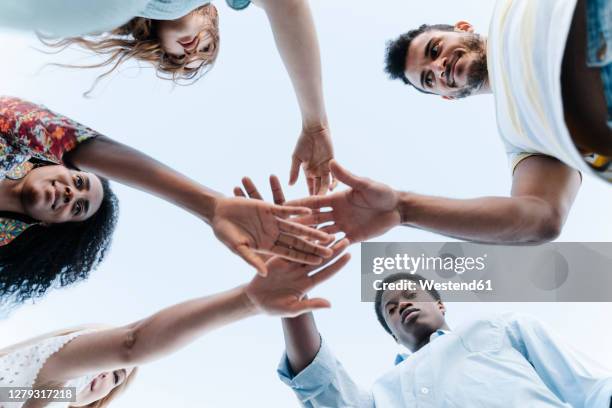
(278, 273, 612, 407)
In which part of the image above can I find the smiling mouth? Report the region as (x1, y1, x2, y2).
(446, 53, 460, 87)
(179, 36, 200, 52)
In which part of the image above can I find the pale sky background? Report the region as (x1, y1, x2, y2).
(1, 0, 612, 406)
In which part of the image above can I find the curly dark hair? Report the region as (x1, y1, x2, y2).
(384, 24, 454, 89)
(0, 177, 119, 305)
(374, 273, 442, 337)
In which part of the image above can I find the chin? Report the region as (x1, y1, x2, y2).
(21, 189, 41, 213)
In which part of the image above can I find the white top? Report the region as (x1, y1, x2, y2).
(488, 0, 611, 183)
(0, 331, 95, 408)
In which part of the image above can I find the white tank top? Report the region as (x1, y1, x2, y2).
(0, 331, 95, 408)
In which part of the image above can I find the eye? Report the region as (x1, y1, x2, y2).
(202, 45, 210, 53)
(387, 305, 397, 315)
(75, 175, 84, 190)
(73, 201, 83, 216)
(431, 43, 440, 59)
(425, 72, 434, 88)
(113, 371, 119, 385)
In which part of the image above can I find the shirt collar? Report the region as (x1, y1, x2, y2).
(394, 329, 450, 366)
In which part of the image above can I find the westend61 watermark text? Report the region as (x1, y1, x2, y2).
(374, 278, 493, 292)
(360, 242, 612, 302)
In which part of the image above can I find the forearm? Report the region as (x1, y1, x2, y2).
(282, 312, 321, 374)
(259, 0, 327, 128)
(126, 286, 256, 365)
(66, 136, 220, 222)
(397, 192, 564, 244)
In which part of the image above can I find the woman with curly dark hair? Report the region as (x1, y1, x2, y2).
(0, 96, 333, 308)
(0, 170, 119, 306)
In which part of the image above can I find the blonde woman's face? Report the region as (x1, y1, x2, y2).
(71, 368, 134, 407)
(156, 8, 216, 68)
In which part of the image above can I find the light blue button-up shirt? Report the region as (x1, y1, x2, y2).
(278, 313, 612, 407)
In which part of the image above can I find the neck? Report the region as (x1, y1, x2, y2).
(0, 178, 26, 215)
(409, 322, 451, 352)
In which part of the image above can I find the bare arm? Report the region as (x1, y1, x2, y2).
(287, 157, 581, 245)
(64, 136, 335, 275)
(255, 0, 335, 194)
(65, 136, 219, 222)
(282, 312, 321, 375)
(256, 0, 326, 128)
(399, 156, 581, 243)
(36, 243, 349, 384)
(38, 287, 255, 384)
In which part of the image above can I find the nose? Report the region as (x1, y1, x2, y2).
(434, 57, 448, 79)
(63, 186, 73, 204)
(398, 300, 413, 313)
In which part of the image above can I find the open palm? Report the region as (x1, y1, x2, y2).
(211, 197, 333, 276)
(245, 239, 351, 317)
(289, 125, 336, 196)
(286, 161, 402, 243)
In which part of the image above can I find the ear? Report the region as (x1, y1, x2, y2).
(437, 300, 446, 315)
(442, 96, 456, 101)
(454, 20, 474, 33)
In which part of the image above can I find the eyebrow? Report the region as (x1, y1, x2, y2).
(83, 200, 90, 218)
(84, 174, 91, 191)
(425, 38, 433, 59)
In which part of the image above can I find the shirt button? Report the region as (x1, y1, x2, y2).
(421, 387, 429, 395)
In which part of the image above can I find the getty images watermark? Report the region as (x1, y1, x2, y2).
(361, 242, 612, 302)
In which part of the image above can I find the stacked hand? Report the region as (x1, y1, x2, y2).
(234, 174, 351, 317)
(288, 160, 402, 244)
(210, 196, 334, 276)
(290, 124, 336, 196)
(244, 239, 350, 317)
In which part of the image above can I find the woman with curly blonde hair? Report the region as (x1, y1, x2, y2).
(1, 0, 337, 195)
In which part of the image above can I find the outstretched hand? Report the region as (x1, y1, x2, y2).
(245, 239, 351, 317)
(211, 196, 334, 277)
(287, 160, 402, 244)
(289, 125, 336, 196)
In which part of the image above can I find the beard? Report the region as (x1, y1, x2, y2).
(454, 34, 488, 99)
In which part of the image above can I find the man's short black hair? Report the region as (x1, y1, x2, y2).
(374, 273, 442, 336)
(384, 24, 455, 88)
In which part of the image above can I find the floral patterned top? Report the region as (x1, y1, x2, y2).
(0, 96, 100, 246)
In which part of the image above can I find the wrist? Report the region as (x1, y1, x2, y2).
(236, 285, 260, 317)
(396, 191, 417, 225)
(198, 191, 223, 225)
(302, 117, 329, 135)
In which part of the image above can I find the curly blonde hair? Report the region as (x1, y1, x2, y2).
(40, 4, 219, 95)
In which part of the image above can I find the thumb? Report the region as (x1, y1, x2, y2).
(329, 160, 366, 189)
(236, 245, 268, 277)
(288, 297, 331, 316)
(289, 156, 301, 186)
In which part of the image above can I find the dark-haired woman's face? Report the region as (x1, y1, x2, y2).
(20, 165, 104, 223)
